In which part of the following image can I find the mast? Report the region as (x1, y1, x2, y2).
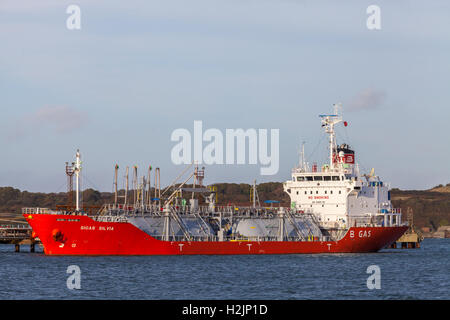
(147, 165, 152, 206)
(299, 141, 307, 171)
(319, 103, 343, 170)
(74, 149, 81, 211)
(133, 165, 138, 206)
(253, 179, 256, 208)
(65, 161, 75, 207)
(124, 166, 129, 208)
(141, 176, 145, 208)
(114, 164, 119, 206)
(154, 167, 161, 206)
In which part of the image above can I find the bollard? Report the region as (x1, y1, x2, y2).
(15, 244, 20, 252)
(30, 243, 35, 253)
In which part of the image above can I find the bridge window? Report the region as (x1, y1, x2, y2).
(297, 176, 305, 181)
(305, 176, 313, 181)
(313, 176, 323, 181)
(332, 176, 340, 181)
(323, 176, 331, 181)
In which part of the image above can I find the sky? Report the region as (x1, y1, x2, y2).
(1, 0, 449, 193)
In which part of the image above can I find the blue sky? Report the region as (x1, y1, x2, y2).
(1, 0, 449, 192)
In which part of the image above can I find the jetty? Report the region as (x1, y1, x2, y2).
(389, 208, 423, 249)
(0, 223, 39, 252)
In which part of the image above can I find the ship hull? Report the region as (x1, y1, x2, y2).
(25, 214, 408, 255)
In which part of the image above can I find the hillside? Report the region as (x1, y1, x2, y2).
(1, 183, 449, 230)
(429, 184, 450, 193)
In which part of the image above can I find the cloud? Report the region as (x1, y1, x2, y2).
(346, 89, 386, 112)
(9, 106, 88, 140)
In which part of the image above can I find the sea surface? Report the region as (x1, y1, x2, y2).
(0, 239, 448, 300)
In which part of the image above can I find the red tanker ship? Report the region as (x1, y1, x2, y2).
(24, 105, 408, 255)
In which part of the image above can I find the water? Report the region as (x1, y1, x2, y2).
(0, 239, 448, 300)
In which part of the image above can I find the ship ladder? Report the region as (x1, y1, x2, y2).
(169, 207, 192, 241)
(284, 210, 307, 241)
(193, 212, 212, 237)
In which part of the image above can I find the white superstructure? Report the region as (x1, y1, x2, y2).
(283, 104, 399, 230)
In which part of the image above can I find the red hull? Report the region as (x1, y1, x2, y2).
(25, 214, 408, 255)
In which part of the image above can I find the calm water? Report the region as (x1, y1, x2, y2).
(0, 239, 448, 300)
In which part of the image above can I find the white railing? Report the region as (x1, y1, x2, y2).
(22, 207, 54, 215)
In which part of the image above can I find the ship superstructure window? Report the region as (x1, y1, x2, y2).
(332, 176, 340, 181)
(313, 176, 323, 181)
(297, 176, 305, 181)
(323, 176, 331, 181)
(304, 191, 307, 194)
(305, 176, 313, 181)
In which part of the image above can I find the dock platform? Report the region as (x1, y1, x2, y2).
(0, 224, 39, 252)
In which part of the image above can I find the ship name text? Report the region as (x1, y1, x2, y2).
(80, 226, 114, 231)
